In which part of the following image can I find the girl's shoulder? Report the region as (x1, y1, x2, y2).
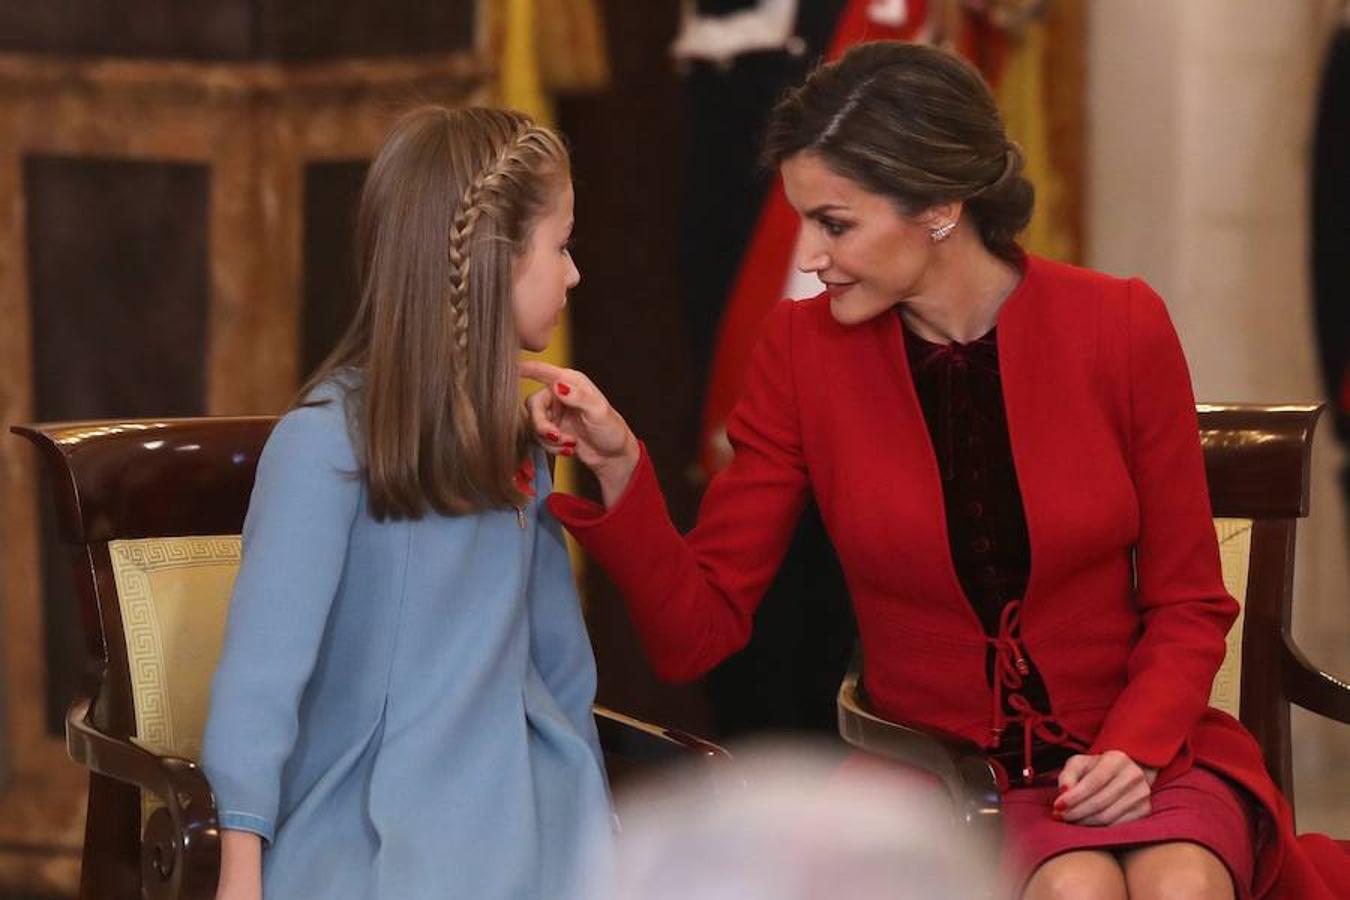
(271, 369, 365, 466)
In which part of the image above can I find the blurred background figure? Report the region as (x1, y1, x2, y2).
(598, 742, 997, 900)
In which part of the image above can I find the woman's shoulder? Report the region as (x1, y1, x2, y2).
(1019, 256, 1186, 384)
(1024, 255, 1169, 322)
(777, 293, 840, 339)
(1025, 254, 1140, 296)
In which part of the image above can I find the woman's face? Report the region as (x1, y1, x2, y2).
(513, 177, 579, 352)
(781, 152, 944, 326)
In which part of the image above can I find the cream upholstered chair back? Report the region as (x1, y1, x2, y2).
(108, 536, 242, 821)
(1207, 518, 1253, 717)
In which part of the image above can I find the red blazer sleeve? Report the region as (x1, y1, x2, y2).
(1088, 280, 1240, 767)
(548, 300, 810, 682)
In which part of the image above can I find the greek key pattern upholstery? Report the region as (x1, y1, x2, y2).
(108, 536, 242, 822)
(1208, 518, 1254, 717)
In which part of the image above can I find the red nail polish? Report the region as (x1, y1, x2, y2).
(561, 447, 575, 457)
(1053, 800, 1066, 812)
(563, 441, 577, 449)
(546, 431, 560, 443)
(556, 383, 572, 396)
(1057, 785, 1069, 795)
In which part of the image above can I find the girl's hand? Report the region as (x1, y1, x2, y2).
(1055, 750, 1158, 826)
(519, 360, 640, 506)
(215, 829, 262, 900)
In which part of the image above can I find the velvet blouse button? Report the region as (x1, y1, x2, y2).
(973, 536, 993, 554)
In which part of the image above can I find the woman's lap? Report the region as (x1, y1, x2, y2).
(1003, 765, 1258, 899)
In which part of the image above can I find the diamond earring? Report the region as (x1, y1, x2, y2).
(929, 221, 957, 243)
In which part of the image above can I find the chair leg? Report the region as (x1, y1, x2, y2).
(78, 773, 142, 900)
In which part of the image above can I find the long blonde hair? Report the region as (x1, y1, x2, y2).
(301, 106, 570, 520)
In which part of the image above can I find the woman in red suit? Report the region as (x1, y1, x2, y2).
(523, 42, 1349, 899)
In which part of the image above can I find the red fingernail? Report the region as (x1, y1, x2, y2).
(556, 383, 572, 396)
(1057, 785, 1069, 795)
(563, 440, 577, 449)
(1053, 800, 1066, 812)
(546, 431, 560, 443)
(561, 447, 574, 457)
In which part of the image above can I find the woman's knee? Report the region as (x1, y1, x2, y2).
(1123, 842, 1235, 900)
(1023, 850, 1128, 900)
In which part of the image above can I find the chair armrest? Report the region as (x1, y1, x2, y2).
(837, 664, 1001, 845)
(66, 697, 220, 900)
(1283, 638, 1350, 725)
(593, 704, 730, 762)
(593, 704, 731, 791)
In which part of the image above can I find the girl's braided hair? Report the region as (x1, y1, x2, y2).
(301, 106, 570, 520)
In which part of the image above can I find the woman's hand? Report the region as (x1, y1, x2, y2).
(215, 829, 262, 900)
(519, 360, 640, 506)
(1055, 750, 1158, 826)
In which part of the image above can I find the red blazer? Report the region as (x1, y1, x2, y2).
(550, 255, 1349, 898)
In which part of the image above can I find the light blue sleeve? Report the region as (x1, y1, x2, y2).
(201, 395, 362, 843)
(526, 453, 604, 770)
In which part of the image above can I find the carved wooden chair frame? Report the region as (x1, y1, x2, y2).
(13, 416, 730, 900)
(836, 404, 1349, 848)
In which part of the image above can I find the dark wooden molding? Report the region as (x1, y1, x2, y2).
(0, 52, 491, 102)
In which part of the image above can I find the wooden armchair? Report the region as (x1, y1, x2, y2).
(11, 416, 729, 900)
(837, 403, 1349, 844)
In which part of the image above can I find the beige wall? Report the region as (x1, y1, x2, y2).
(1088, 0, 1350, 832)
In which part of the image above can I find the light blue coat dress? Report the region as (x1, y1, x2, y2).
(202, 379, 612, 899)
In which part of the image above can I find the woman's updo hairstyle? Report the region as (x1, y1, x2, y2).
(764, 41, 1033, 264)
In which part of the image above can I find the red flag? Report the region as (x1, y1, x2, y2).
(698, 0, 930, 475)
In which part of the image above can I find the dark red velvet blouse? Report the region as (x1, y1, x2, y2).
(902, 320, 1085, 783)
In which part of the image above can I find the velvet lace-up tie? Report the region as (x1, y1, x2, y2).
(986, 600, 1076, 783)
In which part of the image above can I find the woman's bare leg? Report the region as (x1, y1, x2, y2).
(1121, 841, 1235, 900)
(1022, 850, 1128, 900)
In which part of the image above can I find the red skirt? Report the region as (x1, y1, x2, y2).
(1002, 764, 1261, 898)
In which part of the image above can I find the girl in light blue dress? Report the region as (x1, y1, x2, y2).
(203, 106, 611, 900)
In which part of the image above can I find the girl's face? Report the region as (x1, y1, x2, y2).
(513, 177, 579, 352)
(781, 152, 946, 326)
